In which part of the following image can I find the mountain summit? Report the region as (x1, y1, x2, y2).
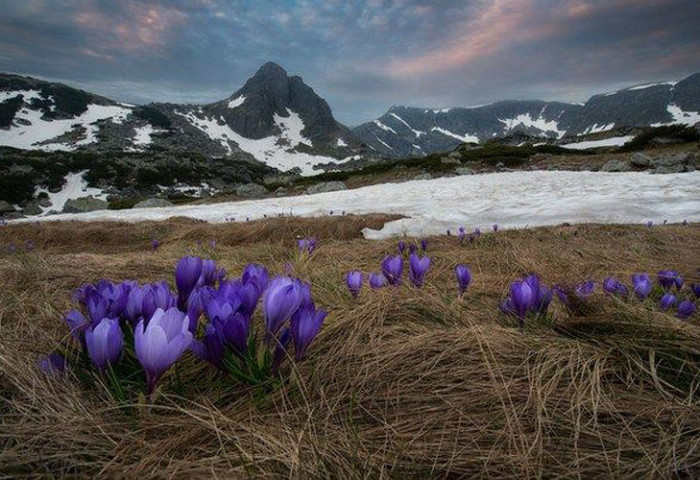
(0, 62, 362, 176)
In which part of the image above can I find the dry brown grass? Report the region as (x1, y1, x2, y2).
(1, 217, 699, 478)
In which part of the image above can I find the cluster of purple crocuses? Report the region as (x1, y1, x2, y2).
(501, 269, 698, 328)
(298, 237, 317, 255)
(345, 240, 473, 297)
(43, 256, 328, 398)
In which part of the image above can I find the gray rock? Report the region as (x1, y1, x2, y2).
(133, 198, 174, 209)
(495, 162, 505, 169)
(0, 200, 15, 213)
(447, 151, 461, 159)
(306, 181, 348, 195)
(630, 152, 652, 167)
(412, 173, 433, 181)
(62, 196, 109, 213)
(22, 202, 43, 216)
(455, 167, 475, 175)
(235, 183, 268, 198)
(440, 156, 461, 165)
(275, 187, 288, 197)
(649, 152, 696, 174)
(601, 158, 631, 172)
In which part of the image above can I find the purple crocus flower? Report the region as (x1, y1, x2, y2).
(38, 353, 66, 374)
(553, 285, 570, 307)
(8, 243, 16, 253)
(493, 224, 498, 232)
(458, 227, 466, 242)
(263, 276, 311, 336)
(455, 264, 472, 294)
(141, 282, 176, 323)
(659, 293, 677, 310)
(420, 239, 428, 252)
(242, 263, 269, 291)
(191, 324, 225, 368)
(408, 243, 417, 254)
(397, 241, 406, 254)
(198, 259, 221, 287)
(533, 286, 553, 316)
(209, 239, 217, 248)
(575, 280, 595, 300)
(134, 307, 193, 395)
(632, 274, 653, 300)
(85, 318, 124, 370)
(682, 219, 688, 226)
(176, 256, 203, 310)
(657, 270, 680, 290)
(25, 240, 35, 251)
(124, 285, 145, 326)
(186, 285, 217, 332)
(211, 304, 251, 355)
(446, 229, 451, 236)
(474, 228, 481, 236)
(381, 255, 404, 285)
(692, 284, 700, 299)
(346, 271, 363, 298)
(291, 301, 328, 361)
(603, 277, 620, 295)
(151, 239, 160, 251)
(408, 253, 430, 287)
(677, 300, 696, 320)
(674, 275, 684, 291)
(499, 297, 515, 315)
(369, 273, 388, 289)
(646, 221, 653, 228)
(298, 237, 317, 255)
(524, 275, 540, 296)
(510, 280, 534, 327)
(65, 309, 89, 341)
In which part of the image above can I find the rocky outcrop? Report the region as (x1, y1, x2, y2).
(235, 183, 268, 198)
(306, 181, 348, 195)
(650, 152, 697, 174)
(62, 196, 108, 213)
(601, 159, 631, 172)
(133, 198, 174, 209)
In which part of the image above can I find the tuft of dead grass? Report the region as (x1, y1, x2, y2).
(1, 217, 699, 478)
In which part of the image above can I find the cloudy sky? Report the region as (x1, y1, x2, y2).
(1, 0, 699, 125)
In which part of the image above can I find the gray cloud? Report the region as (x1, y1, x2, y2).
(0, 0, 698, 125)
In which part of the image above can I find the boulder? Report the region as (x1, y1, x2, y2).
(133, 198, 174, 209)
(275, 187, 288, 197)
(601, 159, 631, 172)
(22, 201, 44, 216)
(62, 196, 108, 213)
(235, 183, 268, 198)
(306, 181, 348, 195)
(447, 151, 461, 159)
(650, 152, 696, 174)
(630, 152, 652, 168)
(455, 167, 475, 175)
(0, 200, 15, 213)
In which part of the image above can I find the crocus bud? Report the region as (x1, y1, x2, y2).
(677, 300, 696, 320)
(397, 241, 406, 254)
(408, 253, 430, 287)
(632, 274, 653, 300)
(346, 271, 363, 298)
(369, 273, 388, 289)
(85, 318, 124, 370)
(38, 353, 66, 374)
(381, 255, 403, 285)
(455, 264, 471, 294)
(420, 239, 428, 252)
(510, 281, 534, 327)
(263, 276, 310, 336)
(291, 301, 328, 361)
(176, 256, 203, 310)
(659, 293, 677, 310)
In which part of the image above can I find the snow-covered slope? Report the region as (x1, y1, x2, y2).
(20, 171, 700, 239)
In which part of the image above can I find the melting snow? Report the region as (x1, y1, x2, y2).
(561, 136, 634, 150)
(179, 110, 354, 176)
(651, 104, 700, 128)
(336, 138, 348, 147)
(627, 82, 676, 91)
(32, 171, 107, 216)
(433, 108, 451, 113)
(22, 171, 700, 239)
(431, 127, 479, 144)
(132, 124, 166, 146)
(499, 113, 566, 138)
(227, 95, 246, 109)
(0, 89, 44, 103)
(0, 103, 132, 151)
(389, 113, 426, 137)
(373, 120, 397, 134)
(582, 123, 615, 135)
(375, 136, 394, 150)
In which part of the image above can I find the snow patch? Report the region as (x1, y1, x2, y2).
(23, 171, 700, 240)
(336, 138, 348, 147)
(373, 120, 397, 134)
(227, 95, 246, 109)
(0, 103, 132, 151)
(651, 104, 700, 127)
(0, 89, 44, 103)
(628, 82, 676, 91)
(375, 136, 394, 150)
(433, 108, 451, 113)
(179, 110, 354, 176)
(389, 113, 426, 137)
(582, 123, 615, 135)
(431, 127, 479, 144)
(32, 171, 107, 216)
(499, 113, 566, 138)
(561, 136, 634, 150)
